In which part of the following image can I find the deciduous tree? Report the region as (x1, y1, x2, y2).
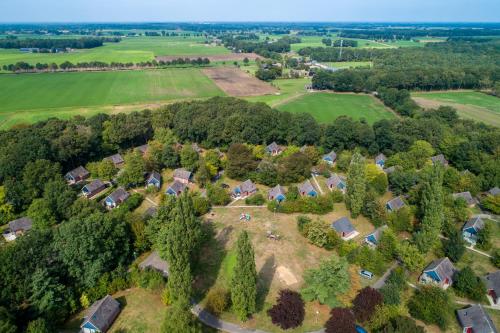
(267, 289, 305, 329)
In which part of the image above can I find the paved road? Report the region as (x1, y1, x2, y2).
(373, 262, 399, 289)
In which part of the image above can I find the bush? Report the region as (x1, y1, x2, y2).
(353, 287, 383, 322)
(245, 193, 265, 205)
(476, 222, 492, 251)
(379, 315, 425, 333)
(131, 267, 166, 291)
(408, 286, 452, 329)
(348, 246, 387, 276)
(267, 289, 305, 329)
(453, 267, 487, 301)
(367, 304, 404, 332)
(120, 193, 144, 211)
(303, 219, 340, 250)
(325, 307, 356, 333)
(192, 195, 211, 216)
(442, 230, 466, 262)
(268, 195, 333, 214)
(206, 287, 229, 316)
(388, 207, 413, 232)
(492, 249, 500, 268)
(296, 215, 312, 235)
(330, 189, 344, 203)
(207, 184, 231, 205)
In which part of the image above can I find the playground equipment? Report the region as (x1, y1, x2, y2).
(239, 213, 251, 222)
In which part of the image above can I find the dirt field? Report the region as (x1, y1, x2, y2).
(155, 52, 262, 63)
(203, 67, 278, 97)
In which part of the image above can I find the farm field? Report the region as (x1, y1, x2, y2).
(322, 61, 373, 69)
(203, 67, 278, 97)
(0, 68, 224, 129)
(412, 91, 500, 127)
(276, 92, 396, 124)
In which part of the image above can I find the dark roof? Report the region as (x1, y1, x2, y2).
(239, 179, 257, 193)
(8, 217, 33, 233)
(331, 217, 356, 234)
(453, 192, 476, 205)
(139, 251, 169, 277)
(105, 153, 124, 166)
(463, 216, 485, 231)
(144, 206, 158, 218)
(387, 196, 405, 211)
(424, 257, 456, 281)
(326, 174, 345, 188)
(457, 304, 498, 333)
(136, 144, 149, 155)
(66, 166, 89, 179)
(107, 188, 129, 203)
(84, 179, 105, 193)
(489, 187, 500, 196)
(266, 142, 281, 153)
(173, 168, 192, 181)
(268, 185, 285, 198)
(383, 166, 396, 174)
(483, 271, 500, 298)
(82, 295, 120, 332)
(366, 225, 388, 244)
(431, 154, 448, 166)
(167, 181, 187, 194)
(299, 180, 315, 194)
(147, 171, 161, 183)
(323, 151, 337, 161)
(375, 153, 387, 163)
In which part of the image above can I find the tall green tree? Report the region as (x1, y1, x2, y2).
(161, 299, 202, 333)
(346, 152, 366, 217)
(118, 151, 146, 186)
(231, 231, 257, 321)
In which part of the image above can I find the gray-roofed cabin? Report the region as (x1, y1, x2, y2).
(135, 144, 149, 156)
(2, 217, 33, 242)
(453, 191, 476, 207)
(365, 225, 388, 248)
(375, 153, 387, 168)
(139, 251, 169, 277)
(483, 271, 500, 306)
(81, 295, 121, 333)
(386, 196, 405, 212)
(265, 142, 282, 156)
(431, 154, 448, 167)
(82, 180, 107, 198)
(323, 151, 337, 165)
(383, 166, 396, 174)
(298, 180, 317, 197)
(233, 180, 257, 198)
(462, 216, 485, 245)
(331, 217, 358, 240)
(173, 168, 192, 184)
(105, 188, 130, 209)
(146, 171, 162, 189)
(166, 181, 187, 197)
(456, 304, 498, 333)
(419, 257, 456, 289)
(268, 185, 286, 202)
(489, 187, 500, 196)
(65, 166, 90, 185)
(104, 153, 124, 168)
(326, 174, 346, 193)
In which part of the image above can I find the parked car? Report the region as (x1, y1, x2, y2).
(359, 270, 374, 279)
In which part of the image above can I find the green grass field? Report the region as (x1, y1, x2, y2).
(276, 92, 396, 124)
(322, 61, 373, 69)
(412, 91, 500, 127)
(0, 68, 224, 128)
(245, 77, 311, 106)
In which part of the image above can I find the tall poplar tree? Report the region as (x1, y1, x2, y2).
(231, 231, 257, 321)
(346, 152, 366, 217)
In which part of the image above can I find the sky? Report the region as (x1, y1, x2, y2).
(0, 0, 499, 23)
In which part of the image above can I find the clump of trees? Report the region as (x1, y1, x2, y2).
(408, 286, 453, 329)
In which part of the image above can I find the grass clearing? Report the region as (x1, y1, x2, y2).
(276, 92, 396, 124)
(322, 61, 373, 69)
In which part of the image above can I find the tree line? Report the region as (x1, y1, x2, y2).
(0, 37, 120, 50)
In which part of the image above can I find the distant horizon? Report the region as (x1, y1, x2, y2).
(1, 21, 500, 24)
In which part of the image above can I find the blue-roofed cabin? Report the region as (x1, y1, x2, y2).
(146, 171, 161, 189)
(375, 154, 386, 168)
(268, 185, 286, 202)
(462, 216, 485, 245)
(323, 151, 337, 165)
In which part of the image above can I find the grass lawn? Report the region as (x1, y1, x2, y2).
(245, 77, 310, 107)
(276, 92, 396, 124)
(0, 68, 224, 129)
(412, 91, 500, 127)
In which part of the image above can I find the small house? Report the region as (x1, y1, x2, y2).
(233, 180, 257, 198)
(146, 171, 162, 189)
(456, 304, 497, 333)
(326, 174, 346, 193)
(419, 257, 456, 289)
(105, 188, 130, 209)
(2, 217, 33, 242)
(139, 251, 169, 277)
(192, 143, 203, 154)
(386, 196, 406, 212)
(265, 142, 282, 156)
(298, 180, 317, 197)
(80, 295, 121, 333)
(323, 151, 337, 165)
(268, 185, 286, 202)
(365, 225, 388, 248)
(143, 207, 158, 219)
(82, 180, 106, 198)
(489, 187, 500, 196)
(104, 153, 124, 168)
(166, 181, 187, 197)
(173, 168, 192, 185)
(331, 217, 359, 240)
(462, 216, 485, 245)
(375, 153, 387, 168)
(483, 271, 500, 305)
(136, 144, 149, 156)
(383, 166, 396, 174)
(65, 166, 90, 185)
(431, 154, 449, 167)
(453, 191, 476, 207)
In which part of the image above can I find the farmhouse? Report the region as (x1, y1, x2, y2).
(462, 216, 485, 245)
(453, 191, 476, 207)
(331, 217, 358, 240)
(268, 185, 286, 202)
(431, 154, 449, 166)
(173, 168, 192, 184)
(82, 180, 107, 198)
(489, 187, 500, 196)
(265, 142, 282, 156)
(136, 144, 149, 156)
(323, 151, 337, 165)
(65, 166, 90, 185)
(233, 180, 257, 198)
(2, 217, 33, 242)
(104, 153, 125, 168)
(375, 153, 387, 168)
(298, 180, 318, 197)
(456, 304, 498, 333)
(105, 188, 130, 209)
(419, 257, 456, 289)
(146, 171, 162, 188)
(166, 181, 187, 197)
(483, 271, 500, 305)
(80, 295, 121, 333)
(365, 225, 388, 248)
(139, 251, 169, 277)
(326, 173, 346, 193)
(386, 196, 406, 212)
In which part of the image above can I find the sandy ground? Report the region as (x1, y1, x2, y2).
(203, 67, 278, 97)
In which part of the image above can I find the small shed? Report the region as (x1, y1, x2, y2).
(80, 295, 121, 333)
(331, 217, 358, 240)
(386, 196, 406, 212)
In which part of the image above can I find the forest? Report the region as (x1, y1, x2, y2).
(0, 37, 120, 50)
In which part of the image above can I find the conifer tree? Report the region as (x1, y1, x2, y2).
(231, 231, 257, 321)
(346, 152, 366, 217)
(161, 299, 202, 333)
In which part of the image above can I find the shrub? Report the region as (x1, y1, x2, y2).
(442, 230, 466, 262)
(303, 219, 340, 250)
(245, 193, 265, 205)
(192, 195, 211, 216)
(206, 287, 229, 316)
(330, 189, 344, 203)
(325, 307, 356, 333)
(120, 193, 144, 211)
(268, 195, 333, 214)
(367, 304, 404, 332)
(296, 215, 312, 235)
(453, 267, 487, 301)
(476, 222, 492, 251)
(348, 246, 387, 276)
(161, 288, 171, 306)
(267, 289, 305, 329)
(207, 184, 231, 205)
(353, 287, 383, 322)
(131, 267, 166, 291)
(408, 286, 452, 329)
(379, 315, 425, 333)
(388, 207, 413, 232)
(492, 249, 500, 268)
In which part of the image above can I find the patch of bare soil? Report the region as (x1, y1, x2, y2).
(203, 67, 278, 97)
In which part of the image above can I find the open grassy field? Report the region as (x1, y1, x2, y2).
(322, 61, 373, 69)
(276, 92, 396, 124)
(0, 68, 224, 129)
(412, 91, 500, 127)
(245, 77, 310, 106)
